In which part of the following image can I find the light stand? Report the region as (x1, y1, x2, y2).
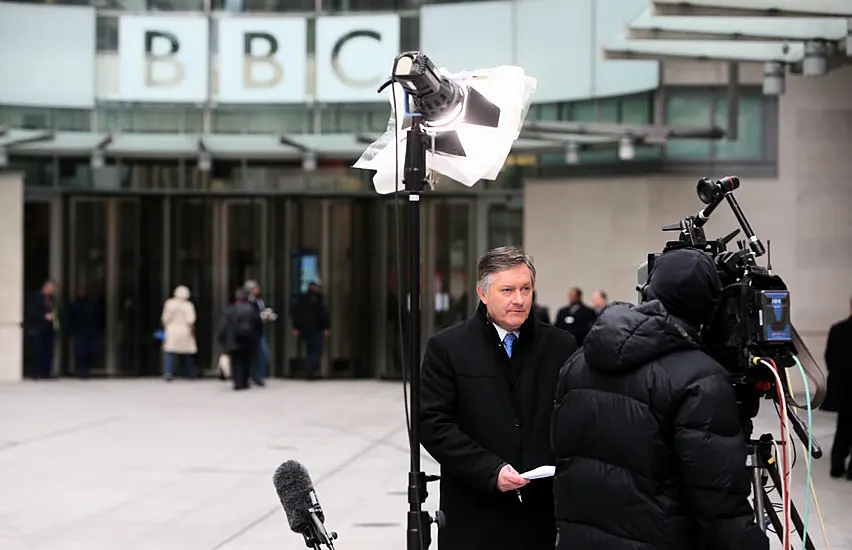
(362, 51, 535, 550)
(403, 118, 440, 550)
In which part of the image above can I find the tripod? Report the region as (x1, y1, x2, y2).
(747, 432, 818, 549)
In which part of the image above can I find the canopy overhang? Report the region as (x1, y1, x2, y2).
(603, 1, 852, 91)
(651, 0, 852, 18)
(0, 126, 723, 164)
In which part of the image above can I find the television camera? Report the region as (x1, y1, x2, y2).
(636, 176, 828, 549)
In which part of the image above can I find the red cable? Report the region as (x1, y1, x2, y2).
(768, 358, 791, 550)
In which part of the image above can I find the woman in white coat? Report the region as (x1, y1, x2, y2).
(161, 285, 198, 380)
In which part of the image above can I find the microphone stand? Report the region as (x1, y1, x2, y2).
(301, 505, 338, 550)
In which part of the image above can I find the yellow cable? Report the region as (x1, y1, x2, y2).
(782, 369, 830, 549)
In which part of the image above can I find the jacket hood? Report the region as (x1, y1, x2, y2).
(647, 247, 721, 327)
(583, 300, 702, 374)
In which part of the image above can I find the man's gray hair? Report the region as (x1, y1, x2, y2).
(476, 246, 536, 293)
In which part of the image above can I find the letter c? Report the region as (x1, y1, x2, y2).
(331, 30, 382, 88)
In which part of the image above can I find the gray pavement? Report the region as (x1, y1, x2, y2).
(0, 378, 850, 550)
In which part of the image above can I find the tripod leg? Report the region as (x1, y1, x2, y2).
(762, 453, 817, 550)
(788, 498, 817, 550)
(751, 467, 766, 533)
(761, 485, 784, 546)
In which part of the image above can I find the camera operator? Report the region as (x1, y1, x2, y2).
(419, 246, 578, 550)
(551, 248, 767, 550)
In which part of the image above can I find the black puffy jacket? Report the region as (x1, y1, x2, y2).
(551, 300, 768, 550)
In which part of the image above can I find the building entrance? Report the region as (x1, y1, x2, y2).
(55, 195, 381, 379)
(67, 197, 165, 377)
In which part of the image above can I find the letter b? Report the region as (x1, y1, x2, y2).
(144, 30, 185, 88)
(243, 32, 284, 89)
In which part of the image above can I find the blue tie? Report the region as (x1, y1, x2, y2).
(503, 333, 517, 358)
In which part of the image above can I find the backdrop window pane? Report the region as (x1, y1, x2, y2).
(664, 93, 712, 159)
(598, 98, 619, 123)
(570, 100, 597, 122)
(713, 95, 764, 160)
(538, 103, 559, 121)
(620, 94, 651, 124)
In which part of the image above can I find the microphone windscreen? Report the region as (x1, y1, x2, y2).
(272, 460, 322, 533)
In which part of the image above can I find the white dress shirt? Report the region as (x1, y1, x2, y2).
(492, 323, 520, 344)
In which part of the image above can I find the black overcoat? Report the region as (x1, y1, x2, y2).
(419, 301, 578, 550)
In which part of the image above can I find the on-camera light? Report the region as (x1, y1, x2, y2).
(354, 52, 537, 194)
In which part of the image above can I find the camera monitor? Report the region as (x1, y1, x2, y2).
(758, 290, 792, 343)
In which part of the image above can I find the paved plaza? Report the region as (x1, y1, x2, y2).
(0, 378, 851, 550)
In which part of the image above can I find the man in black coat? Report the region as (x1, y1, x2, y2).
(552, 248, 767, 550)
(826, 298, 852, 477)
(419, 246, 578, 550)
(553, 287, 596, 346)
(217, 288, 263, 391)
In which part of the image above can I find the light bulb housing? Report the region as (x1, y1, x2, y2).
(198, 152, 211, 172)
(803, 40, 828, 77)
(618, 136, 635, 161)
(564, 142, 579, 165)
(762, 62, 785, 96)
(90, 150, 104, 169)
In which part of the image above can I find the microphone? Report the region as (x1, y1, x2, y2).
(273, 460, 338, 550)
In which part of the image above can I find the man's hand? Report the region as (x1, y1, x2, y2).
(496, 464, 529, 492)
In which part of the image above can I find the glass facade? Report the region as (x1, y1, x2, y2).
(664, 87, 770, 163)
(23, 191, 523, 379)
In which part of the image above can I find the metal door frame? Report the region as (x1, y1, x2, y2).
(281, 198, 330, 378)
(423, 197, 478, 345)
(24, 195, 63, 292)
(69, 196, 140, 377)
(23, 195, 62, 376)
(211, 198, 269, 375)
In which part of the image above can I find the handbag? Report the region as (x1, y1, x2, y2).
(217, 353, 231, 381)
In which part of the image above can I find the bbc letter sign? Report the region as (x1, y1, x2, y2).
(217, 17, 307, 104)
(118, 15, 208, 103)
(315, 14, 400, 103)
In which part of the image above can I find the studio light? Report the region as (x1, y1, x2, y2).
(618, 135, 636, 160)
(353, 52, 536, 550)
(763, 62, 786, 96)
(354, 52, 536, 194)
(803, 40, 828, 76)
(565, 141, 579, 165)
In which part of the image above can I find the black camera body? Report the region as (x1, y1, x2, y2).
(637, 176, 798, 417)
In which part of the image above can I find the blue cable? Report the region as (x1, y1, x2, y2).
(792, 354, 812, 549)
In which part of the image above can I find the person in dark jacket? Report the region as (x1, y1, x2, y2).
(291, 281, 330, 379)
(553, 287, 596, 345)
(25, 280, 60, 379)
(826, 298, 852, 477)
(67, 285, 104, 379)
(419, 246, 578, 550)
(217, 288, 263, 391)
(552, 248, 767, 550)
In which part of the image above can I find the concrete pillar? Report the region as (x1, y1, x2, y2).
(0, 171, 24, 382)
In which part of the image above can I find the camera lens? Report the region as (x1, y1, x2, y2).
(696, 178, 719, 205)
